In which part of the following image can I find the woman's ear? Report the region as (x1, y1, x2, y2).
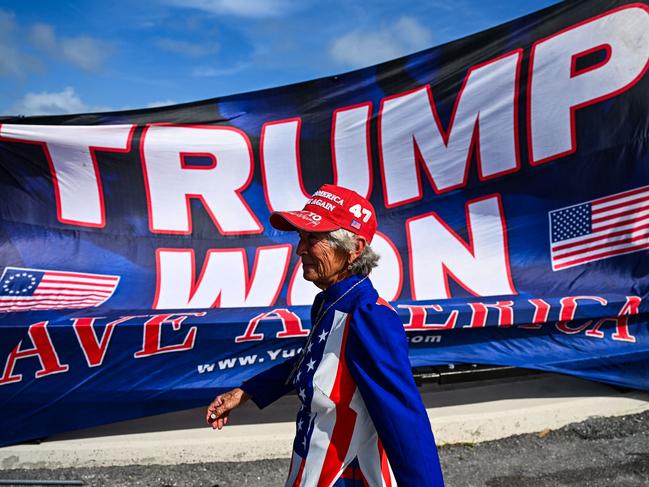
(349, 236, 367, 263)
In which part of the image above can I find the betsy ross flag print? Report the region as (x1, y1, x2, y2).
(549, 185, 649, 271)
(0, 267, 120, 312)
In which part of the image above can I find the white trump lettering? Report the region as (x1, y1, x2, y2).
(141, 125, 262, 235)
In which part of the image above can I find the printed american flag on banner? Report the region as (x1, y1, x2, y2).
(0, 267, 120, 312)
(549, 185, 649, 271)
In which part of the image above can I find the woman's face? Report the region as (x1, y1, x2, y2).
(296, 230, 349, 289)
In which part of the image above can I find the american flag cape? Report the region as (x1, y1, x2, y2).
(241, 275, 444, 487)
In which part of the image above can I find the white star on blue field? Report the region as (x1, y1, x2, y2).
(0, 0, 558, 116)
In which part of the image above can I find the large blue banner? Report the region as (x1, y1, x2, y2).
(1, 0, 649, 446)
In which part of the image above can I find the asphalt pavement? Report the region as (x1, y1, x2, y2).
(1, 410, 648, 486)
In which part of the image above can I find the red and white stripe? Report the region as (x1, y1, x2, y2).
(551, 185, 649, 270)
(287, 310, 395, 487)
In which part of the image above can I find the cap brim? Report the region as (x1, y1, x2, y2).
(270, 211, 340, 233)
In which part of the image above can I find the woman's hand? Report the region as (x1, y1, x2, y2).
(205, 388, 250, 430)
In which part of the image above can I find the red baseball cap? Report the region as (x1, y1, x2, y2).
(269, 184, 378, 243)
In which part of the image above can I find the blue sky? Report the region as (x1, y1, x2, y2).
(0, 0, 558, 116)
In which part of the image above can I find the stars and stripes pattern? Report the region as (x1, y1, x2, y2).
(286, 309, 395, 487)
(549, 185, 649, 270)
(0, 267, 120, 312)
(240, 275, 444, 486)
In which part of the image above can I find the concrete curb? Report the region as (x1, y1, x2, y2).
(427, 388, 649, 445)
(2, 374, 649, 469)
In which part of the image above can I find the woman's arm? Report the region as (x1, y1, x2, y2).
(239, 354, 299, 409)
(240, 294, 324, 409)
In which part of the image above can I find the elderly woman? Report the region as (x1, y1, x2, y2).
(207, 184, 444, 486)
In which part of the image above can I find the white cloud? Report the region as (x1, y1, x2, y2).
(10, 87, 87, 116)
(330, 32, 403, 68)
(0, 44, 39, 77)
(30, 22, 108, 72)
(164, 0, 295, 18)
(60, 36, 106, 71)
(191, 61, 250, 77)
(6, 88, 183, 116)
(155, 37, 219, 57)
(0, 9, 41, 76)
(0, 9, 15, 33)
(330, 16, 434, 68)
(394, 16, 434, 48)
(29, 22, 56, 47)
(146, 99, 179, 108)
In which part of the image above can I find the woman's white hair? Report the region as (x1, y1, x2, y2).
(326, 228, 380, 276)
